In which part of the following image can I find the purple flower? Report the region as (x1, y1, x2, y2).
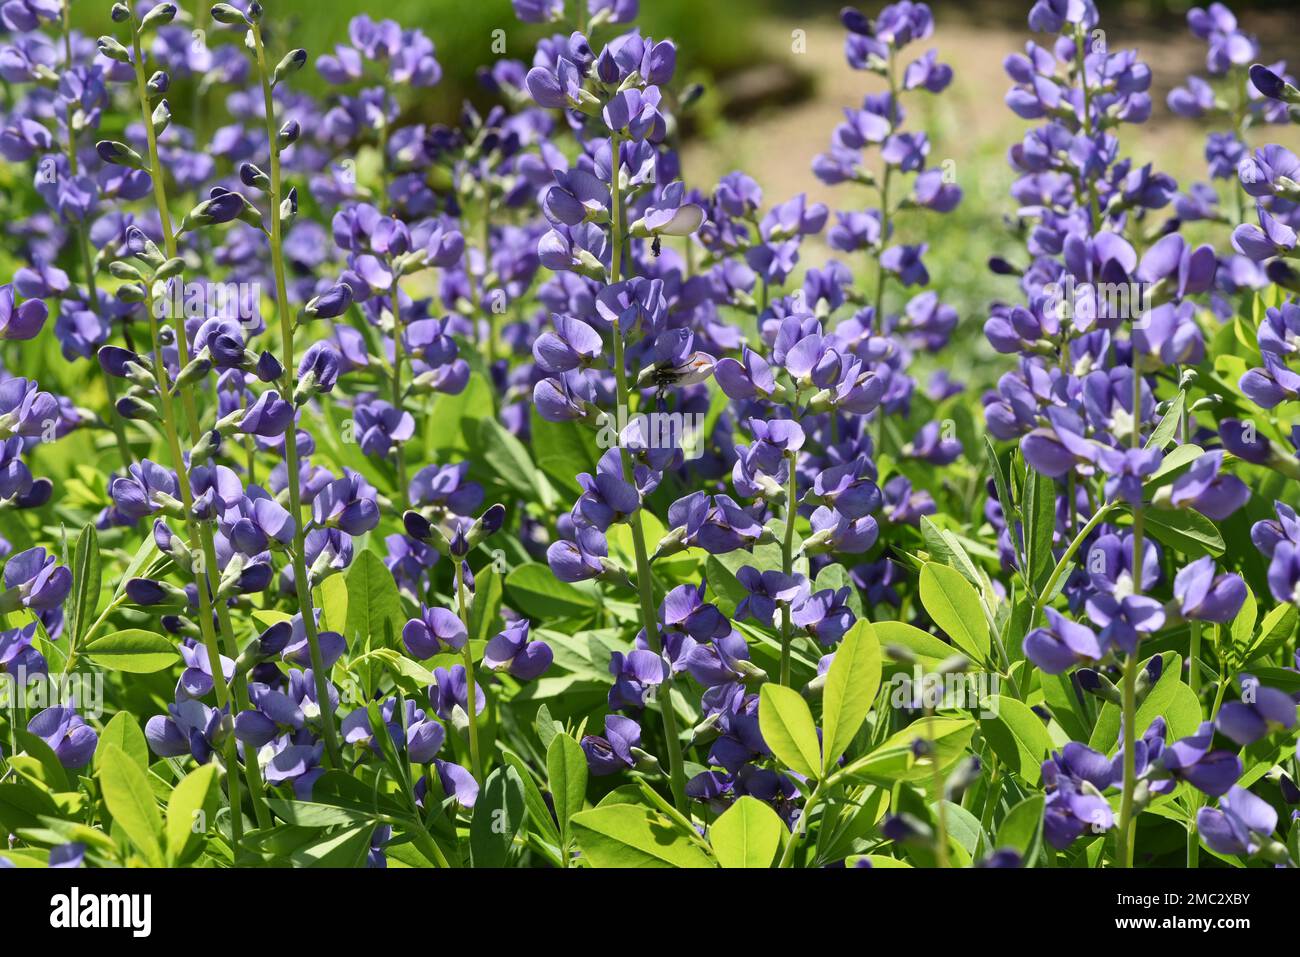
(736, 567, 807, 626)
(1084, 591, 1166, 656)
(352, 396, 415, 457)
(1023, 608, 1105, 674)
(403, 606, 467, 659)
(880, 243, 929, 286)
(0, 377, 60, 438)
(547, 525, 609, 583)
(1173, 556, 1246, 624)
(0, 623, 45, 678)
(608, 648, 666, 710)
(483, 619, 552, 680)
(1161, 721, 1242, 797)
(239, 390, 295, 438)
(1215, 676, 1297, 746)
(1, 547, 72, 612)
(0, 284, 48, 341)
(312, 473, 380, 536)
(26, 707, 97, 770)
(581, 714, 641, 776)
(1197, 786, 1280, 858)
(429, 664, 485, 721)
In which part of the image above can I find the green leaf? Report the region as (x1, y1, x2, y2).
(1222, 584, 1257, 669)
(704, 555, 750, 618)
(1148, 443, 1205, 486)
(165, 764, 217, 865)
(979, 695, 1054, 784)
(985, 438, 1018, 566)
(820, 620, 882, 773)
(505, 563, 598, 620)
(344, 550, 405, 651)
(0, 782, 60, 832)
(290, 824, 376, 867)
(873, 620, 956, 666)
(98, 743, 164, 866)
(501, 750, 562, 850)
(318, 573, 349, 634)
(468, 565, 504, 643)
(67, 523, 101, 648)
(85, 629, 179, 674)
(426, 372, 492, 455)
(1142, 509, 1224, 558)
(532, 410, 598, 497)
(470, 766, 527, 868)
(268, 800, 369, 828)
(710, 796, 783, 868)
(918, 563, 990, 664)
(1023, 468, 1056, 590)
(572, 804, 715, 868)
(1145, 390, 1185, 451)
(757, 684, 821, 779)
(1248, 602, 1298, 664)
(996, 794, 1046, 864)
(841, 717, 976, 786)
(94, 712, 149, 772)
(13, 731, 68, 791)
(546, 733, 587, 847)
(1089, 654, 1185, 752)
(474, 416, 550, 505)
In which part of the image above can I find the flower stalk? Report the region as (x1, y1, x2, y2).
(249, 20, 343, 769)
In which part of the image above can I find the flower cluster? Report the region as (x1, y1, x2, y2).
(0, 0, 1294, 873)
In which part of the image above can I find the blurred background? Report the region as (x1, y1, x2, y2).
(68, 0, 1300, 359)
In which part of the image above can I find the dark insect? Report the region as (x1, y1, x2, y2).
(651, 235, 662, 258)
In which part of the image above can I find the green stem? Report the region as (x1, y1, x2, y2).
(1117, 647, 1138, 868)
(142, 288, 246, 844)
(251, 24, 342, 769)
(481, 192, 496, 367)
(1186, 616, 1204, 866)
(61, 6, 134, 471)
(778, 458, 798, 686)
(928, 710, 950, 868)
(1030, 501, 1116, 627)
(454, 558, 482, 782)
(1117, 357, 1145, 868)
(1188, 621, 1202, 699)
(130, 23, 270, 833)
(979, 757, 1002, 836)
(1074, 27, 1103, 227)
(778, 781, 824, 868)
(389, 282, 408, 511)
(607, 131, 687, 813)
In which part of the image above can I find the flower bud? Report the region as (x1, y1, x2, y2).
(1075, 668, 1123, 706)
(173, 354, 213, 392)
(125, 577, 188, 607)
(151, 100, 171, 136)
(115, 395, 161, 422)
(210, 2, 248, 25)
(97, 36, 132, 62)
(141, 2, 178, 30)
(273, 49, 308, 86)
(95, 140, 147, 170)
